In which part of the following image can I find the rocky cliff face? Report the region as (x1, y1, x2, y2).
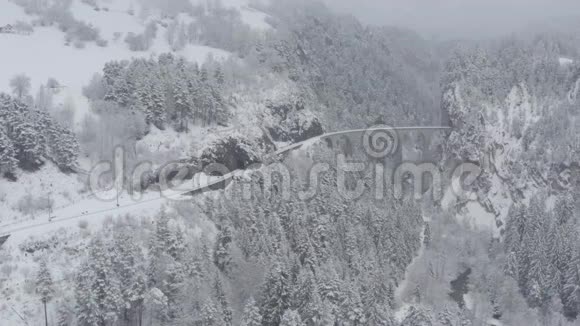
(442, 43, 580, 235)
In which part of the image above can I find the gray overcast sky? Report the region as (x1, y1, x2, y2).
(324, 0, 580, 39)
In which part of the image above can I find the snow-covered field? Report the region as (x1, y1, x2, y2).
(0, 28, 229, 92)
(0, 0, 232, 132)
(0, 0, 273, 132)
(0, 0, 272, 225)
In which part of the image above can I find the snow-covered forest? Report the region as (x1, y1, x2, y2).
(1, 0, 580, 325)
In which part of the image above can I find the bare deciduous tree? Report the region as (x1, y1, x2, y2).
(10, 74, 31, 99)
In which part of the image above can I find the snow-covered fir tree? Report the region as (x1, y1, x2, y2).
(241, 297, 262, 326)
(36, 260, 54, 326)
(75, 238, 124, 326)
(0, 127, 17, 175)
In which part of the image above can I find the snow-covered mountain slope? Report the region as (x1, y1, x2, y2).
(0, 0, 273, 127)
(442, 46, 580, 239)
(0, 0, 280, 220)
(0, 0, 235, 128)
(208, 0, 272, 30)
(443, 83, 547, 237)
(0, 124, 329, 325)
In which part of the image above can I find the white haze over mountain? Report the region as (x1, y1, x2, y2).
(325, 0, 580, 39)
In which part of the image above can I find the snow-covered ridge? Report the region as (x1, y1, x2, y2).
(444, 67, 579, 238)
(0, 0, 272, 132)
(209, 0, 272, 30)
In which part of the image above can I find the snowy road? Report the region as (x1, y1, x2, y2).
(0, 126, 450, 244)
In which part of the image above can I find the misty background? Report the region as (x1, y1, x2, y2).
(324, 0, 580, 39)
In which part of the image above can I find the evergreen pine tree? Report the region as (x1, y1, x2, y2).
(214, 275, 233, 326)
(563, 248, 580, 318)
(56, 303, 71, 326)
(152, 210, 172, 253)
(108, 75, 132, 107)
(148, 76, 167, 129)
(164, 262, 185, 320)
(423, 222, 432, 249)
(36, 260, 54, 326)
(437, 306, 471, 326)
(46, 124, 79, 171)
(167, 226, 186, 261)
(148, 210, 172, 287)
(214, 65, 225, 88)
(200, 300, 219, 326)
(12, 120, 45, 170)
(260, 262, 291, 326)
(136, 74, 166, 129)
(280, 310, 305, 326)
(112, 230, 147, 323)
(75, 238, 123, 326)
(555, 194, 575, 225)
(241, 297, 262, 326)
(103, 61, 131, 106)
(362, 273, 396, 326)
(132, 271, 147, 326)
(199, 85, 215, 126)
(401, 306, 433, 326)
(301, 286, 328, 325)
(213, 225, 233, 272)
(504, 251, 519, 279)
(0, 128, 17, 175)
(339, 283, 365, 325)
(173, 72, 191, 132)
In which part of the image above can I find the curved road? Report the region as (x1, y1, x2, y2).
(0, 126, 449, 239)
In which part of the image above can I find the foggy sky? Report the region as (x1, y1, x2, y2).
(324, 0, 580, 39)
